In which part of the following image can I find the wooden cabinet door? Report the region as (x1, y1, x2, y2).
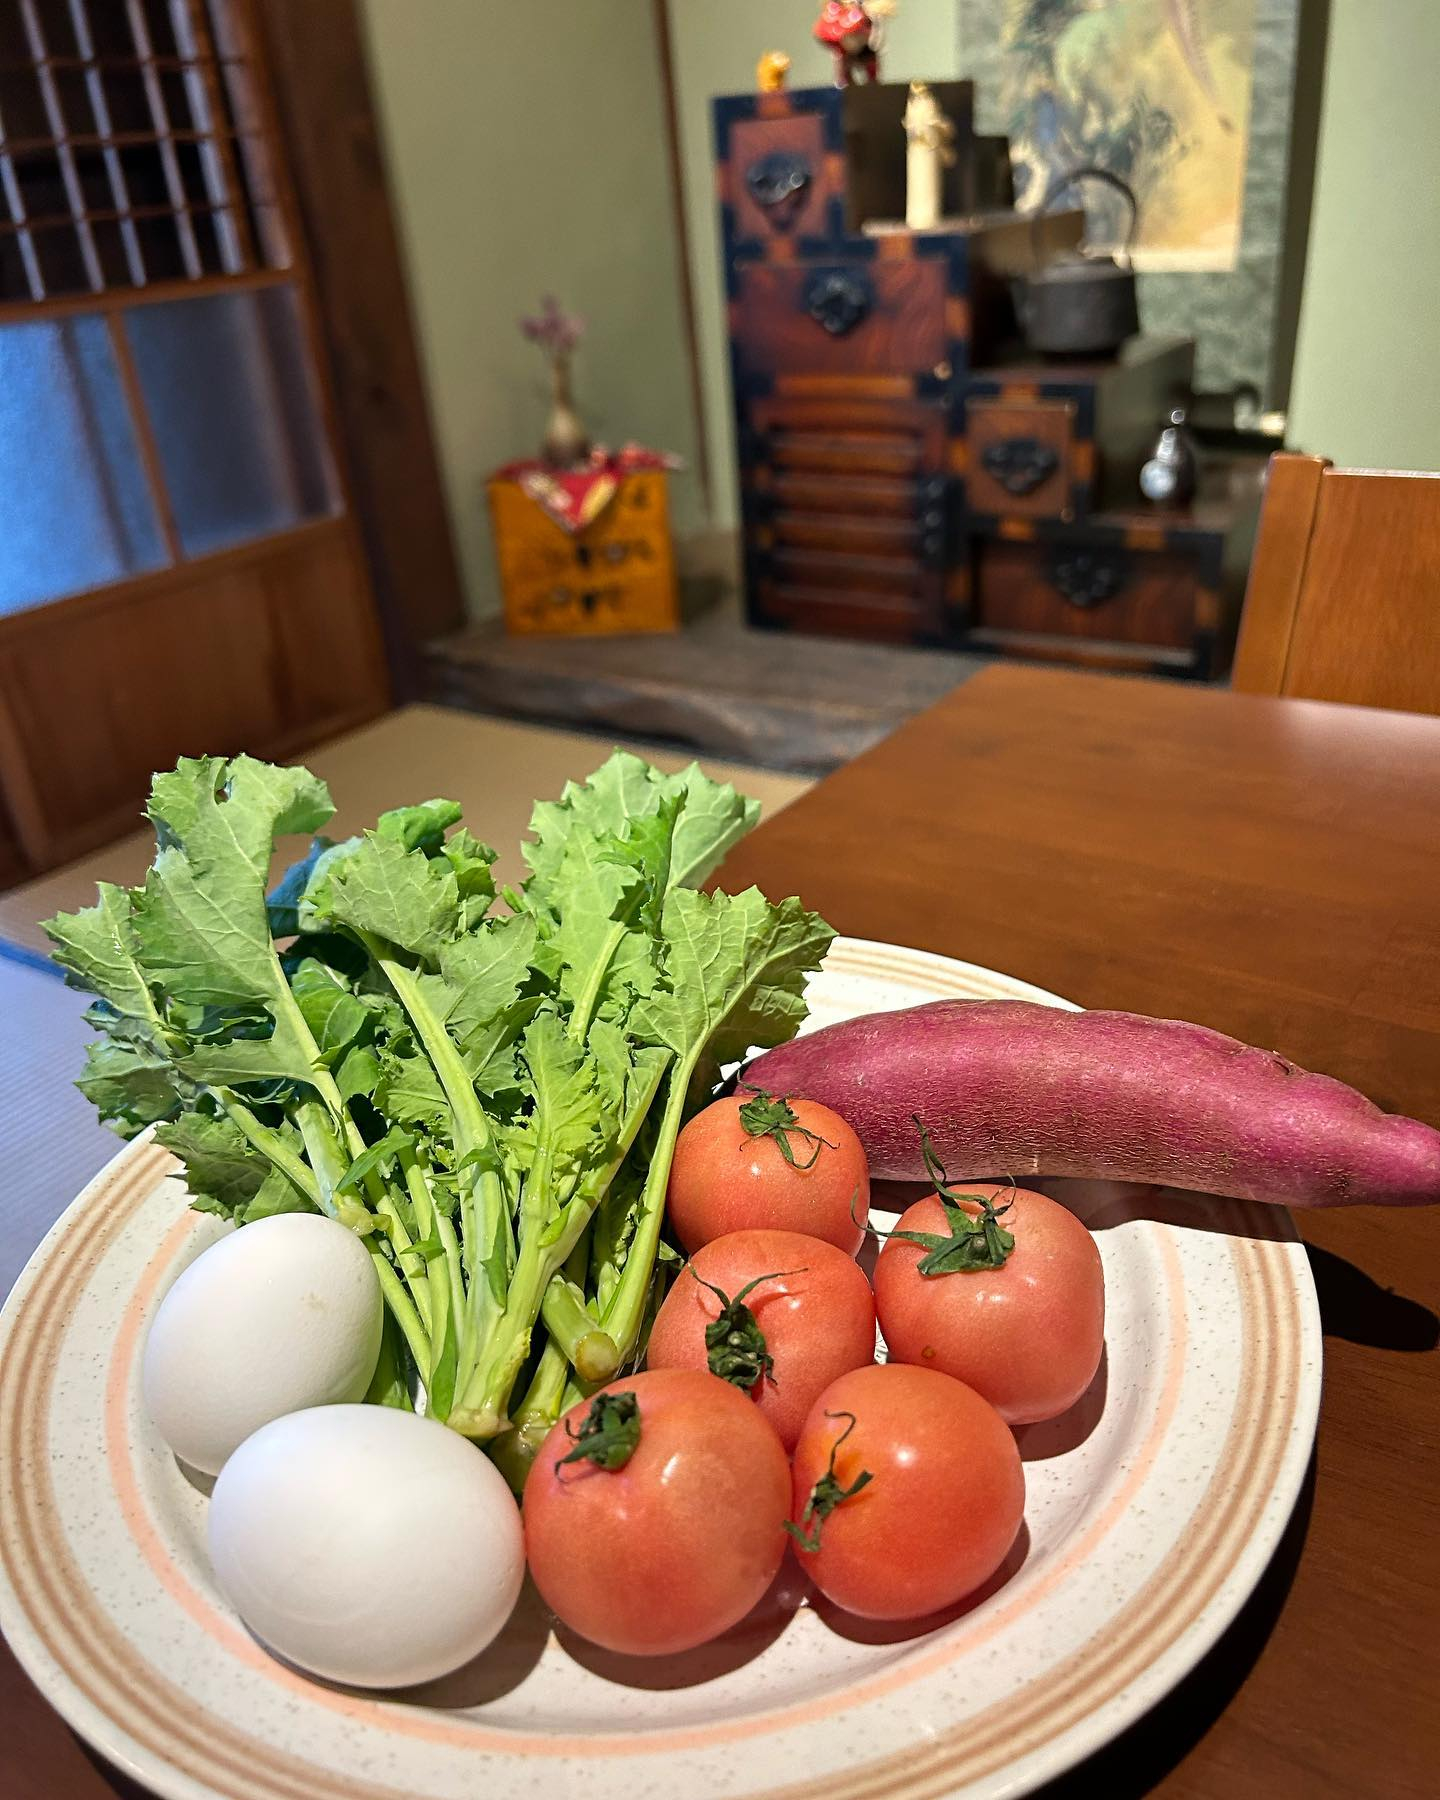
(0, 0, 391, 874)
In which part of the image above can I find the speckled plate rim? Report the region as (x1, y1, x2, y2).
(0, 937, 1322, 1800)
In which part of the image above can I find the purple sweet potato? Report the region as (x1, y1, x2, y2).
(746, 1000, 1440, 1207)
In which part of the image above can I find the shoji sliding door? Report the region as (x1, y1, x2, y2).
(0, 0, 389, 877)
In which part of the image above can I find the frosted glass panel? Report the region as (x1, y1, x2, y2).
(0, 317, 167, 616)
(123, 286, 337, 558)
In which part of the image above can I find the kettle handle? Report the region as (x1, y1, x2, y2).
(1032, 166, 1140, 268)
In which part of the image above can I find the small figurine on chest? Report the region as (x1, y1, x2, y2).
(814, 1, 897, 87)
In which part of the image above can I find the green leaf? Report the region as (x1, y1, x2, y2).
(44, 884, 157, 1020)
(522, 751, 757, 900)
(76, 1037, 184, 1137)
(375, 1045, 451, 1128)
(176, 1034, 321, 1091)
(426, 916, 536, 1051)
(306, 831, 460, 965)
(665, 763, 760, 891)
(131, 757, 335, 1016)
(148, 755, 333, 884)
(336, 1124, 415, 1196)
(375, 798, 463, 855)
(336, 1043, 383, 1103)
(632, 887, 834, 1091)
(412, 915, 538, 1099)
(439, 828, 498, 929)
(240, 1167, 316, 1224)
(290, 958, 369, 1062)
(508, 1010, 604, 1194)
(155, 1110, 309, 1222)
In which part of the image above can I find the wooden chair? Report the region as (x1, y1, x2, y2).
(1233, 454, 1440, 714)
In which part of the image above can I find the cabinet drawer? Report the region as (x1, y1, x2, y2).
(965, 398, 1078, 520)
(971, 540, 1198, 653)
(768, 471, 919, 518)
(749, 396, 946, 486)
(725, 113, 838, 245)
(734, 258, 948, 379)
(770, 512, 919, 556)
(771, 545, 924, 596)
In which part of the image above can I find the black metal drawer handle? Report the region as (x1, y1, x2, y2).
(1048, 548, 1129, 609)
(981, 437, 1060, 498)
(805, 270, 873, 336)
(746, 151, 812, 227)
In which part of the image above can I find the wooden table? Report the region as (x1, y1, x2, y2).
(717, 664, 1440, 1800)
(4, 664, 1437, 1797)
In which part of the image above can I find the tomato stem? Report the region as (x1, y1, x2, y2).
(556, 1391, 641, 1472)
(687, 1265, 806, 1392)
(736, 1084, 836, 1170)
(785, 1410, 873, 1553)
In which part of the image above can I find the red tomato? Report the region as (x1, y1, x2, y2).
(789, 1364, 1024, 1621)
(666, 1091, 870, 1256)
(523, 1369, 790, 1656)
(873, 1184, 1104, 1424)
(646, 1229, 877, 1450)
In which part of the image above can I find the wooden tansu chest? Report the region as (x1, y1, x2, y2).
(716, 82, 1260, 678)
(488, 471, 679, 637)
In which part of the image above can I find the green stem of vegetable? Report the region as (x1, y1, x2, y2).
(365, 1308, 415, 1411)
(373, 1189, 431, 1336)
(293, 1098, 350, 1220)
(272, 980, 367, 1158)
(489, 1237, 593, 1493)
(216, 1090, 322, 1208)
(365, 939, 508, 1348)
(435, 1209, 467, 1357)
(368, 1251, 431, 1376)
(488, 1337, 569, 1493)
(450, 1048, 670, 1436)
(566, 920, 627, 1045)
(368, 946, 489, 1155)
(399, 1148, 452, 1351)
(600, 1063, 691, 1360)
(540, 1276, 619, 1385)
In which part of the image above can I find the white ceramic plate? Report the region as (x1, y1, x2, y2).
(0, 937, 1321, 1800)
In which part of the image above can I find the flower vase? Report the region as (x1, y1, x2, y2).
(542, 352, 590, 470)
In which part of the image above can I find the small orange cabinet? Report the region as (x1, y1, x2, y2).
(488, 471, 680, 637)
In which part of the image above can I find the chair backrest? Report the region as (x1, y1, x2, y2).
(1232, 453, 1440, 714)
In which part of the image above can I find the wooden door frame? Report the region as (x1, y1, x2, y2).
(249, 0, 467, 696)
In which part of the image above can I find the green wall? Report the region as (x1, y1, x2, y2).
(358, 0, 703, 618)
(665, 0, 962, 528)
(1287, 0, 1440, 469)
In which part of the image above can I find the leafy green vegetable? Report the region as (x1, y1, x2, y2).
(48, 747, 831, 1481)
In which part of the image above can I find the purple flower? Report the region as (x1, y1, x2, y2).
(519, 295, 585, 354)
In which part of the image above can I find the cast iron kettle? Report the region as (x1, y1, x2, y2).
(1017, 167, 1140, 357)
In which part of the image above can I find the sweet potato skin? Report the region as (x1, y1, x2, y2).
(746, 1000, 1440, 1207)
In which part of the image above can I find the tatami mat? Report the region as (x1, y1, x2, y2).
(0, 954, 123, 1299)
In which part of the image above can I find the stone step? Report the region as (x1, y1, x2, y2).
(423, 601, 989, 775)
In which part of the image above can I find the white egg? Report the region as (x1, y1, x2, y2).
(143, 1212, 383, 1476)
(208, 1405, 524, 1686)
